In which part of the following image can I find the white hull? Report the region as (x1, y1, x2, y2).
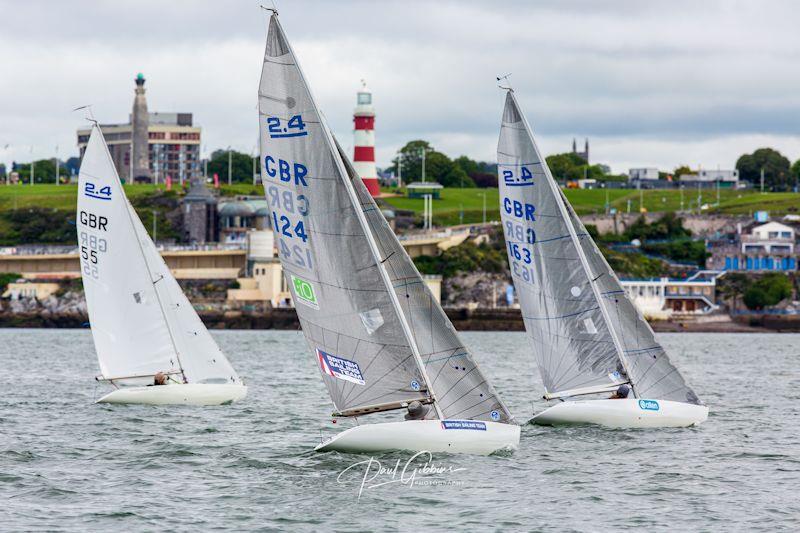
(96, 384, 247, 406)
(531, 399, 708, 428)
(315, 420, 520, 455)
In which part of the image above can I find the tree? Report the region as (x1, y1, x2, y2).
(736, 148, 791, 191)
(453, 155, 479, 177)
(545, 152, 585, 182)
(673, 165, 694, 178)
(208, 149, 256, 184)
(471, 171, 497, 188)
(14, 159, 70, 184)
(743, 273, 793, 310)
(388, 140, 474, 187)
(624, 213, 691, 242)
(718, 273, 750, 312)
(790, 159, 800, 191)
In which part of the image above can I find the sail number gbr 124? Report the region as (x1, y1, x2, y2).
(263, 114, 314, 272)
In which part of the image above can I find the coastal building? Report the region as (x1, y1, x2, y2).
(679, 169, 739, 189)
(182, 179, 219, 244)
(707, 221, 798, 272)
(621, 272, 721, 319)
(406, 182, 443, 199)
(2, 282, 60, 300)
(76, 74, 202, 184)
(226, 230, 443, 305)
(629, 168, 659, 181)
(353, 81, 380, 196)
(217, 197, 271, 243)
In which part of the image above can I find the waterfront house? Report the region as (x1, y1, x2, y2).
(707, 221, 797, 272)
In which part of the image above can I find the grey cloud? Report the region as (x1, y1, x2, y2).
(1, 0, 799, 172)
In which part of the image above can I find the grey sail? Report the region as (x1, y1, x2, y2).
(498, 90, 700, 404)
(335, 139, 513, 423)
(258, 15, 429, 416)
(562, 199, 700, 404)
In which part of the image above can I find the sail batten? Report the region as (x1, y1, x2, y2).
(498, 90, 701, 405)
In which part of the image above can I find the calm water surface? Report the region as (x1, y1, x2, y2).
(1, 329, 798, 531)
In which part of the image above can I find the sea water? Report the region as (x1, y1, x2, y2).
(0, 330, 798, 531)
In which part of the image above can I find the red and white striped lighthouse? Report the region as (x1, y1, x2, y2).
(353, 80, 380, 197)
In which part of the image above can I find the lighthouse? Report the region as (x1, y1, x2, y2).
(353, 80, 380, 196)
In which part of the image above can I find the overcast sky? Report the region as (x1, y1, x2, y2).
(2, 0, 799, 174)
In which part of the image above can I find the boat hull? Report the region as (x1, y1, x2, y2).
(315, 420, 520, 455)
(531, 399, 708, 428)
(96, 384, 248, 406)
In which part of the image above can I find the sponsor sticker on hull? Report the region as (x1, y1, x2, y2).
(638, 399, 660, 411)
(441, 420, 487, 431)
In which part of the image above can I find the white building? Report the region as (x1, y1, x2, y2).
(621, 272, 721, 319)
(699, 169, 738, 182)
(742, 221, 795, 255)
(629, 168, 659, 181)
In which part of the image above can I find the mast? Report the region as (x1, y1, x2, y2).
(271, 14, 444, 419)
(508, 90, 638, 398)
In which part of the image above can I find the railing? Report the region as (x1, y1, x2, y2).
(0, 242, 247, 256)
(741, 235, 794, 244)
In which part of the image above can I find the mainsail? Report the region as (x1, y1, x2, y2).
(258, 13, 512, 422)
(497, 90, 700, 404)
(77, 126, 241, 385)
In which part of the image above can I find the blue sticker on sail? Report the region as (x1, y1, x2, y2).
(638, 399, 660, 411)
(316, 349, 365, 386)
(441, 420, 487, 431)
(410, 379, 421, 391)
(84, 182, 112, 200)
(490, 410, 501, 421)
(500, 165, 535, 187)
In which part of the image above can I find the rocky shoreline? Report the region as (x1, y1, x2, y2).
(1, 302, 797, 332)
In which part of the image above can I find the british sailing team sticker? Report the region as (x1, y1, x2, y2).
(490, 410, 501, 421)
(317, 349, 365, 385)
(410, 380, 421, 391)
(441, 420, 487, 431)
(638, 399, 660, 411)
(290, 274, 319, 309)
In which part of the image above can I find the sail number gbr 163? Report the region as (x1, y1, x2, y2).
(502, 197, 537, 286)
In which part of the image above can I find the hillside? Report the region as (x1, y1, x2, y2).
(382, 187, 800, 225)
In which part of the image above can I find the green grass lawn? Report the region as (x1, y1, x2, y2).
(1, 183, 798, 230)
(382, 187, 800, 225)
(0, 183, 263, 211)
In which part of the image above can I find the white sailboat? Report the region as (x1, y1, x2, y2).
(77, 126, 247, 406)
(497, 89, 708, 428)
(258, 12, 519, 454)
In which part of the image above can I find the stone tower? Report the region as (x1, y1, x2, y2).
(182, 178, 219, 243)
(131, 73, 151, 182)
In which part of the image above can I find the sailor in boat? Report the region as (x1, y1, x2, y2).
(151, 372, 167, 386)
(404, 401, 430, 420)
(609, 384, 631, 399)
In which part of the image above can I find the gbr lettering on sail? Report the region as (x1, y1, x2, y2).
(501, 166, 537, 286)
(262, 113, 313, 271)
